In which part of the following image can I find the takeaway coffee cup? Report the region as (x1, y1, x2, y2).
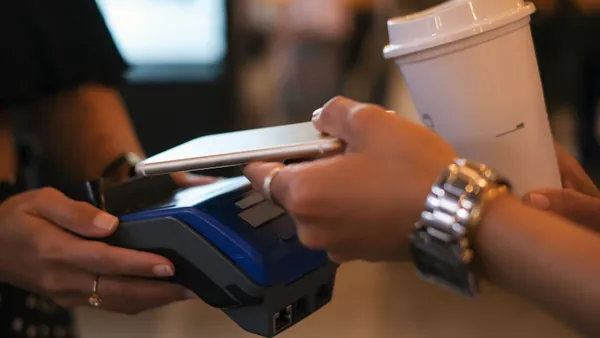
(383, 0, 561, 196)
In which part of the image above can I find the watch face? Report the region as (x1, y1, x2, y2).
(410, 231, 477, 297)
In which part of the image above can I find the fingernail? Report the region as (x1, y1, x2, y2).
(312, 108, 322, 120)
(526, 193, 551, 210)
(153, 265, 175, 277)
(93, 213, 118, 231)
(184, 289, 198, 299)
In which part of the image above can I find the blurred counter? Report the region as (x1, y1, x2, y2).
(77, 260, 577, 338)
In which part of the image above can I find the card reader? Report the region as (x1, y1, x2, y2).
(101, 176, 338, 337)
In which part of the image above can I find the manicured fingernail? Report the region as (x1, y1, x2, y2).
(184, 289, 198, 299)
(312, 108, 322, 120)
(153, 265, 174, 277)
(93, 213, 118, 231)
(526, 193, 551, 210)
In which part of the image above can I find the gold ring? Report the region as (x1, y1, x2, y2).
(262, 166, 282, 204)
(88, 276, 103, 308)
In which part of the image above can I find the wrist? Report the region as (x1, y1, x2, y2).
(409, 158, 512, 297)
(473, 193, 521, 279)
(101, 152, 145, 185)
(471, 192, 517, 279)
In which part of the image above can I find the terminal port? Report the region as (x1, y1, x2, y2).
(294, 297, 309, 320)
(273, 305, 293, 334)
(315, 284, 332, 309)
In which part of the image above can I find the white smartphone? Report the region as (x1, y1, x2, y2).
(134, 122, 344, 176)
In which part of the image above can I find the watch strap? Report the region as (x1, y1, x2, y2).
(101, 152, 144, 183)
(410, 159, 511, 297)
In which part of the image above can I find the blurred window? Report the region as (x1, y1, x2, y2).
(96, 0, 228, 81)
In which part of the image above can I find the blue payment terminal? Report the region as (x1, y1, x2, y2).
(103, 176, 338, 337)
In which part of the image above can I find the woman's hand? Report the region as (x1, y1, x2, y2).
(243, 96, 457, 263)
(171, 172, 221, 188)
(0, 188, 189, 315)
(554, 142, 598, 196)
(523, 142, 600, 230)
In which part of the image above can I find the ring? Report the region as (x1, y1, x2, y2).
(262, 166, 282, 203)
(87, 276, 103, 308)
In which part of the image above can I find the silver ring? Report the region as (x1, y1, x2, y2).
(262, 166, 282, 203)
(88, 276, 102, 307)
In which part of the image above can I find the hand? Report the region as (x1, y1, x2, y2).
(0, 188, 189, 314)
(523, 142, 600, 230)
(555, 142, 599, 196)
(170, 172, 221, 188)
(243, 96, 457, 263)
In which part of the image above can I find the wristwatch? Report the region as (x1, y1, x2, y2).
(410, 158, 512, 297)
(101, 152, 144, 184)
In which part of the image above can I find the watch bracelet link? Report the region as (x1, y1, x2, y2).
(410, 159, 512, 297)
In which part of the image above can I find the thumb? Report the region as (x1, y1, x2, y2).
(523, 189, 600, 230)
(24, 187, 119, 238)
(312, 96, 399, 150)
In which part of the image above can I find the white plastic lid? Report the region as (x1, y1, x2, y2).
(383, 0, 536, 59)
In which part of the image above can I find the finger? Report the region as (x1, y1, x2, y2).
(243, 162, 285, 194)
(24, 187, 118, 238)
(171, 172, 221, 187)
(55, 274, 187, 314)
(246, 155, 376, 218)
(33, 226, 176, 278)
(73, 241, 176, 277)
(312, 96, 398, 150)
(554, 142, 599, 197)
(523, 189, 600, 230)
(93, 276, 187, 314)
(243, 162, 293, 207)
(244, 158, 330, 210)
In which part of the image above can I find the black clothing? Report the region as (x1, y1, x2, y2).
(0, 2, 128, 337)
(0, 1, 127, 108)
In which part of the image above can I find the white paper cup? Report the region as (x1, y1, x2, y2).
(383, 0, 561, 196)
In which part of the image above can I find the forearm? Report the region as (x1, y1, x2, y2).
(477, 195, 600, 336)
(0, 112, 16, 182)
(32, 84, 145, 180)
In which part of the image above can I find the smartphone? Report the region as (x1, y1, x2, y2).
(134, 122, 344, 176)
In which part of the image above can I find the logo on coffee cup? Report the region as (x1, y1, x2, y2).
(421, 114, 435, 129)
(496, 122, 525, 138)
